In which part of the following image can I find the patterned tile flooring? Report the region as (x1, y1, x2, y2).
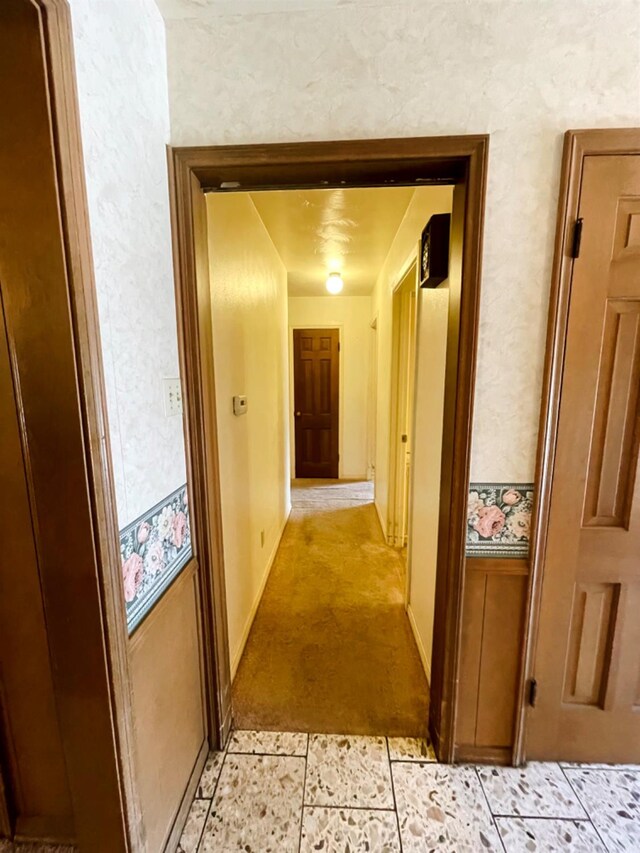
(178, 731, 640, 852)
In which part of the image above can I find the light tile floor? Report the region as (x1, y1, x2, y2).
(179, 730, 640, 852)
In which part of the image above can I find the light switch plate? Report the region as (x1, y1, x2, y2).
(233, 395, 248, 416)
(163, 378, 183, 416)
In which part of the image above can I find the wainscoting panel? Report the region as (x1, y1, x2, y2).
(456, 556, 529, 763)
(130, 559, 207, 852)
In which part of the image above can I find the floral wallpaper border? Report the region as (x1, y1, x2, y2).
(120, 484, 192, 633)
(466, 483, 534, 559)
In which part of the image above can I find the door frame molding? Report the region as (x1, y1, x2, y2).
(1, 0, 141, 847)
(169, 135, 489, 761)
(515, 127, 640, 765)
(387, 258, 419, 549)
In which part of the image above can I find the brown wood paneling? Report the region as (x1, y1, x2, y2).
(476, 573, 528, 747)
(456, 570, 487, 746)
(162, 739, 208, 853)
(130, 561, 207, 853)
(456, 557, 528, 758)
(455, 745, 512, 766)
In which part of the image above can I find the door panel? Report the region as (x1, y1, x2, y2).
(293, 328, 339, 478)
(0, 294, 73, 838)
(529, 154, 640, 762)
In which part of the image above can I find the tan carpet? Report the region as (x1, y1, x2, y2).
(231, 480, 429, 736)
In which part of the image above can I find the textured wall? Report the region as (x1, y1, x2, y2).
(409, 285, 450, 679)
(207, 194, 290, 673)
(288, 296, 372, 480)
(71, 0, 187, 529)
(163, 0, 640, 481)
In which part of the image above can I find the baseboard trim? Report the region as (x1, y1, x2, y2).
(407, 603, 431, 685)
(163, 738, 209, 853)
(455, 744, 513, 766)
(13, 814, 75, 846)
(374, 499, 388, 542)
(230, 507, 290, 681)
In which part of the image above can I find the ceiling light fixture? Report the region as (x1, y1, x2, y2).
(325, 272, 344, 295)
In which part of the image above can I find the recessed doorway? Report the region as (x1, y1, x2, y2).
(169, 136, 488, 761)
(293, 328, 340, 479)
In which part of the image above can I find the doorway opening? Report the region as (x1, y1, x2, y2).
(169, 137, 488, 760)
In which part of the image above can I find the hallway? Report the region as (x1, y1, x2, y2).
(231, 481, 429, 736)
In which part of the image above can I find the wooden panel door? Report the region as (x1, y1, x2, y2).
(293, 328, 339, 478)
(0, 295, 74, 839)
(529, 154, 640, 762)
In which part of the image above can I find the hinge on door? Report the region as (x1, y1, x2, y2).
(337, 342, 341, 351)
(401, 434, 408, 443)
(528, 678, 538, 707)
(571, 217, 583, 259)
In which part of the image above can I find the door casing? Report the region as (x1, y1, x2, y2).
(169, 135, 489, 762)
(0, 0, 142, 848)
(387, 260, 419, 550)
(516, 127, 640, 765)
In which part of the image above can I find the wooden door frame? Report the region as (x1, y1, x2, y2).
(367, 315, 378, 483)
(169, 135, 488, 761)
(289, 325, 343, 480)
(1, 0, 142, 847)
(388, 259, 419, 549)
(514, 127, 640, 765)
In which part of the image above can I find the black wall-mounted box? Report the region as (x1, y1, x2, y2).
(420, 213, 451, 288)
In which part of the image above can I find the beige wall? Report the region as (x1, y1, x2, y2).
(163, 0, 640, 483)
(71, 0, 187, 528)
(372, 186, 454, 532)
(407, 187, 464, 679)
(207, 193, 290, 675)
(288, 296, 372, 480)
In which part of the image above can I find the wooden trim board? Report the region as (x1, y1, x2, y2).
(407, 603, 432, 684)
(0, 0, 141, 847)
(374, 499, 389, 543)
(162, 732, 209, 853)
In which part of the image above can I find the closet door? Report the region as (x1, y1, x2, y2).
(529, 153, 640, 762)
(0, 293, 74, 842)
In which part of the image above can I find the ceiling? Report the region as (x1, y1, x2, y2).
(155, 0, 394, 19)
(250, 187, 416, 297)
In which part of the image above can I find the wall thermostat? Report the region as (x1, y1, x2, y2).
(233, 395, 248, 416)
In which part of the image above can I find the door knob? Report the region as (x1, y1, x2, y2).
(295, 411, 301, 417)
